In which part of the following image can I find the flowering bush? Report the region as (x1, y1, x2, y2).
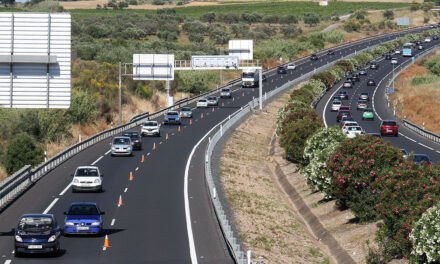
(279, 107, 322, 164)
(301, 126, 345, 198)
(374, 163, 440, 260)
(410, 203, 440, 263)
(327, 135, 403, 222)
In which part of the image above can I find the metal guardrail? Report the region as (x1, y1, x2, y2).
(403, 119, 440, 143)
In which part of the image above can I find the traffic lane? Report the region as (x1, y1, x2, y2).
(99, 94, 246, 263)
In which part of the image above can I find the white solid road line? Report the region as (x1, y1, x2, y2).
(322, 84, 343, 128)
(59, 183, 72, 196)
(124, 188, 128, 193)
(398, 132, 406, 137)
(110, 219, 116, 226)
(43, 198, 59, 214)
(135, 167, 139, 171)
(104, 150, 111, 155)
(4, 260, 11, 264)
(419, 142, 434, 151)
(184, 108, 243, 264)
(436, 150, 440, 154)
(91, 156, 104, 166)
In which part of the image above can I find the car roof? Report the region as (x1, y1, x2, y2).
(167, 111, 179, 113)
(21, 214, 54, 218)
(76, 166, 99, 170)
(114, 136, 130, 139)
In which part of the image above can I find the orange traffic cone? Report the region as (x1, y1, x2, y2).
(103, 235, 110, 250)
(189, 119, 193, 125)
(140, 154, 145, 163)
(117, 195, 123, 207)
(166, 133, 169, 140)
(178, 126, 181, 132)
(152, 142, 156, 150)
(129, 172, 134, 181)
(212, 107, 215, 112)
(221, 102, 224, 107)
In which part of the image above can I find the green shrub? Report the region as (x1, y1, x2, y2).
(410, 203, 440, 263)
(135, 85, 153, 100)
(67, 90, 97, 125)
(4, 133, 44, 174)
(328, 136, 404, 222)
(383, 10, 394, 20)
(280, 107, 322, 164)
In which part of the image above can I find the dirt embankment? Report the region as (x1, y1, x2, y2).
(220, 90, 378, 263)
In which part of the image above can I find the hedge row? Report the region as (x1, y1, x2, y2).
(278, 28, 440, 263)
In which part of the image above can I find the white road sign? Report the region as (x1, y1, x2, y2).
(133, 54, 174, 81)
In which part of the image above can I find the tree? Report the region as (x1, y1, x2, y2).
(383, 10, 394, 20)
(304, 13, 320, 26)
(279, 15, 298, 24)
(201, 12, 216, 24)
(67, 90, 97, 125)
(280, 25, 302, 38)
(188, 32, 204, 43)
(4, 133, 44, 174)
(262, 15, 279, 25)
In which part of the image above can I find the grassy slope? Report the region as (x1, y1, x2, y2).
(70, 2, 408, 18)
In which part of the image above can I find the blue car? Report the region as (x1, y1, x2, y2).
(14, 214, 61, 257)
(64, 202, 104, 235)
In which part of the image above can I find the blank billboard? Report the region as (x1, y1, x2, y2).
(133, 54, 174, 80)
(228, 40, 253, 60)
(0, 13, 71, 109)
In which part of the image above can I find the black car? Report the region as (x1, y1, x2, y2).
(338, 91, 349, 100)
(327, 49, 335, 55)
(14, 214, 61, 257)
(359, 69, 367, 76)
(385, 54, 392, 60)
(367, 79, 376, 86)
(277, 66, 287, 74)
(352, 73, 360, 82)
(433, 35, 439, 40)
(310, 53, 319, 60)
(413, 154, 432, 165)
(122, 131, 142, 150)
(370, 62, 378, 70)
(415, 40, 421, 45)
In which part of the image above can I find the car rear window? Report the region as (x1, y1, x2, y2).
(144, 121, 157, 126)
(382, 121, 397, 126)
(76, 168, 99, 177)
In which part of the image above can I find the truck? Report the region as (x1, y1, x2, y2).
(241, 69, 259, 88)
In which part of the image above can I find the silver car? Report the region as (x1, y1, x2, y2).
(220, 88, 232, 99)
(110, 136, 133, 157)
(180, 107, 193, 118)
(164, 111, 181, 125)
(207, 96, 218, 106)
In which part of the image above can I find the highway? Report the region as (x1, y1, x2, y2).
(0, 26, 432, 264)
(316, 37, 440, 162)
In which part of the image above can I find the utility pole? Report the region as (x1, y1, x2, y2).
(259, 67, 263, 110)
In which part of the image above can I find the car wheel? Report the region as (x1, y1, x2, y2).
(14, 250, 22, 258)
(72, 188, 76, 193)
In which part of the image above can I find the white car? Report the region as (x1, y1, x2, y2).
(331, 100, 342, 112)
(197, 99, 208, 108)
(425, 37, 432, 43)
(394, 50, 401, 55)
(343, 81, 352, 88)
(342, 121, 359, 133)
(287, 64, 296, 70)
(72, 166, 103, 192)
(141, 120, 160, 137)
(391, 58, 398, 64)
(346, 126, 364, 138)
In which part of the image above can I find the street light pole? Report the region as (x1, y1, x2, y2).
(392, 63, 395, 88)
(259, 67, 263, 110)
(118, 62, 122, 125)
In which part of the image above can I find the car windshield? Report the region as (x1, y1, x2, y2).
(130, 134, 140, 140)
(358, 100, 367, 104)
(113, 138, 130, 145)
(339, 92, 347, 95)
(18, 217, 53, 233)
(382, 121, 397, 126)
(181, 108, 191, 112)
(242, 72, 255, 78)
(333, 101, 341, 105)
(144, 121, 157, 126)
(199, 99, 207, 102)
(361, 93, 368, 96)
(76, 168, 99, 177)
(278, 66, 285, 70)
(339, 111, 350, 115)
(68, 204, 99, 215)
(364, 109, 373, 113)
(167, 112, 178, 116)
(207, 97, 216, 100)
(221, 89, 230, 92)
(414, 155, 429, 163)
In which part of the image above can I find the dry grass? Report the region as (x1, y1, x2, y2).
(0, 166, 7, 182)
(220, 93, 329, 263)
(391, 52, 440, 134)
